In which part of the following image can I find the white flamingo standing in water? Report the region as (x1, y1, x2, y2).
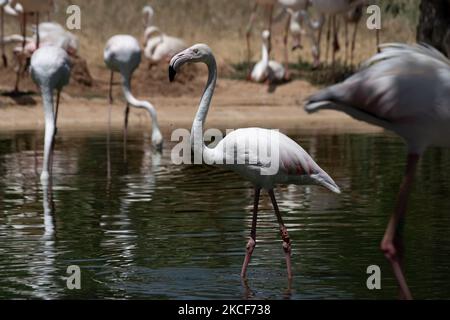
(104, 35, 163, 152)
(30, 45, 71, 182)
(305, 43, 450, 299)
(169, 44, 340, 279)
(251, 30, 286, 83)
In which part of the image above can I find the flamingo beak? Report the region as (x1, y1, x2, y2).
(169, 65, 177, 82)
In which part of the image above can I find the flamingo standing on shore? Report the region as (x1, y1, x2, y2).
(104, 35, 163, 153)
(169, 44, 340, 279)
(8, 0, 55, 91)
(310, 0, 371, 67)
(305, 43, 450, 299)
(277, 0, 310, 78)
(288, 9, 322, 68)
(250, 30, 286, 83)
(30, 46, 71, 182)
(343, 3, 362, 65)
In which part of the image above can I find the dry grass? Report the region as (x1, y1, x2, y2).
(2, 0, 420, 70)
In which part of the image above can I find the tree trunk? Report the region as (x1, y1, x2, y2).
(417, 0, 450, 56)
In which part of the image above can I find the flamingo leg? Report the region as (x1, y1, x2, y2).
(241, 188, 261, 279)
(13, 14, 27, 92)
(49, 90, 60, 177)
(21, 13, 26, 51)
(1, 9, 7, 67)
(350, 21, 358, 66)
(266, 4, 274, 55)
(381, 153, 419, 300)
(269, 189, 292, 279)
(107, 71, 114, 179)
(317, 15, 325, 65)
(108, 71, 114, 104)
(283, 14, 291, 81)
(246, 2, 259, 76)
(344, 21, 349, 66)
(325, 15, 332, 65)
(331, 16, 340, 70)
(123, 103, 130, 163)
(36, 13, 40, 49)
(376, 28, 380, 53)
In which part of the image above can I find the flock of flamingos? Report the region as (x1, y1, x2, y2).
(1, 0, 450, 300)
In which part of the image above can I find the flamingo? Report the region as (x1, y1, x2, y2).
(277, 0, 310, 78)
(6, 22, 79, 55)
(3, 22, 78, 92)
(310, 0, 369, 67)
(7, 0, 54, 91)
(250, 30, 286, 84)
(304, 43, 450, 299)
(30, 46, 71, 182)
(288, 9, 321, 68)
(342, 3, 363, 65)
(104, 35, 163, 153)
(142, 4, 154, 28)
(143, 26, 186, 66)
(169, 44, 340, 279)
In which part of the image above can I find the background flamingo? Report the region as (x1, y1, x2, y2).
(104, 34, 163, 152)
(143, 26, 186, 66)
(250, 30, 286, 84)
(305, 43, 450, 299)
(169, 43, 340, 279)
(30, 45, 71, 182)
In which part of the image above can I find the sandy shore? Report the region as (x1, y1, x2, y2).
(0, 79, 381, 135)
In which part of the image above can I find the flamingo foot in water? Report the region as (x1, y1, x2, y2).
(281, 226, 293, 279)
(241, 238, 256, 278)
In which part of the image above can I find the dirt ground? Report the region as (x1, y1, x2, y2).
(0, 60, 381, 135)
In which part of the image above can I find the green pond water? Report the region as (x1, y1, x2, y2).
(0, 129, 449, 299)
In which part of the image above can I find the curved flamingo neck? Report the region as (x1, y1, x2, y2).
(261, 38, 269, 67)
(191, 54, 217, 160)
(120, 72, 161, 137)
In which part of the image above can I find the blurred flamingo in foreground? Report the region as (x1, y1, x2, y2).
(169, 43, 340, 279)
(305, 43, 450, 299)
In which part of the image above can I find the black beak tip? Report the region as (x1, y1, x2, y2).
(169, 66, 176, 82)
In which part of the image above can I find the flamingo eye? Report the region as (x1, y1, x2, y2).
(193, 49, 199, 54)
